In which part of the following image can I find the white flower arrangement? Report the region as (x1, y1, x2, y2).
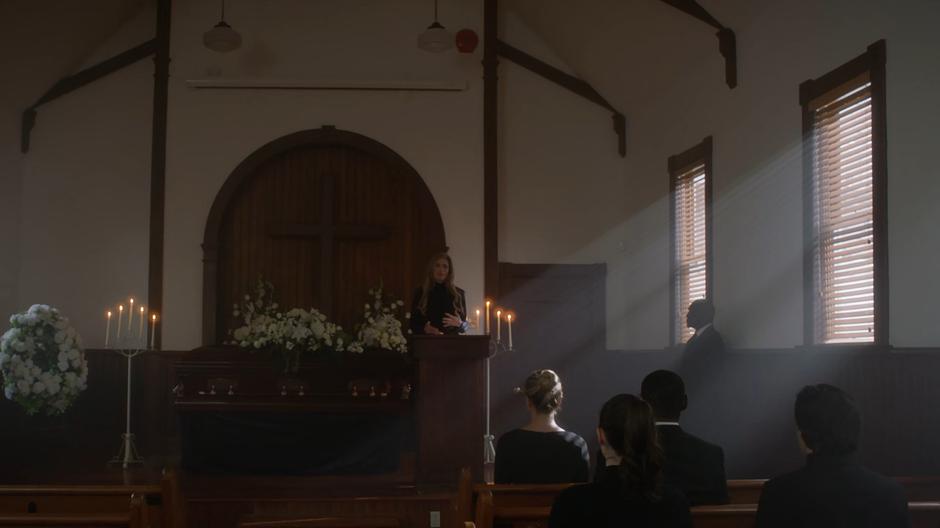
(348, 285, 409, 354)
(0, 304, 88, 415)
(230, 280, 351, 372)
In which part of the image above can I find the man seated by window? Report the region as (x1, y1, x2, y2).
(756, 384, 910, 527)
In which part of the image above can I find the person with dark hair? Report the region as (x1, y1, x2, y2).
(756, 384, 910, 527)
(410, 252, 468, 335)
(495, 370, 590, 484)
(683, 299, 725, 355)
(550, 394, 691, 528)
(640, 369, 728, 505)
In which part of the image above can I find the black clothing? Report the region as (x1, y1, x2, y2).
(593, 424, 728, 505)
(410, 284, 467, 335)
(550, 465, 692, 528)
(657, 424, 729, 505)
(756, 453, 910, 528)
(495, 429, 590, 484)
(684, 325, 726, 356)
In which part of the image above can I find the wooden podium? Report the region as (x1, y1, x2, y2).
(411, 335, 491, 485)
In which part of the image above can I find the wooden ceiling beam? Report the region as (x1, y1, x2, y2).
(21, 38, 157, 152)
(497, 39, 627, 157)
(659, 0, 738, 89)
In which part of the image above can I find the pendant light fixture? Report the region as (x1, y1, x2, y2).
(203, 0, 242, 53)
(417, 0, 453, 53)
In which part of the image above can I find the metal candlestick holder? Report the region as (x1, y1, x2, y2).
(107, 334, 151, 469)
(483, 334, 513, 483)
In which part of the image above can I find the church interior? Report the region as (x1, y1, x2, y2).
(1, 0, 940, 526)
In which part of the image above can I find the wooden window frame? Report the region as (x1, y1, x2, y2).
(669, 136, 714, 347)
(800, 40, 888, 347)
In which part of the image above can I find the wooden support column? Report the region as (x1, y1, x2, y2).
(483, 0, 499, 301)
(148, 0, 171, 349)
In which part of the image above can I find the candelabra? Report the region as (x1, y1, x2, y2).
(107, 334, 150, 469)
(483, 335, 513, 484)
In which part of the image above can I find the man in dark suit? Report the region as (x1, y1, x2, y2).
(756, 384, 910, 527)
(641, 369, 729, 505)
(683, 299, 725, 356)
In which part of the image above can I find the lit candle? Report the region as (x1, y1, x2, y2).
(117, 305, 124, 341)
(105, 311, 112, 348)
(475, 309, 481, 332)
(138, 306, 146, 344)
(496, 310, 502, 343)
(507, 313, 513, 349)
(485, 301, 491, 335)
(128, 298, 135, 330)
(150, 314, 157, 349)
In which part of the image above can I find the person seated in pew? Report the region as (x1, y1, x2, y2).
(756, 384, 910, 528)
(495, 369, 590, 484)
(410, 252, 468, 335)
(550, 394, 691, 528)
(641, 369, 729, 505)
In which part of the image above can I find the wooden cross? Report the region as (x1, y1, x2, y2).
(267, 173, 392, 314)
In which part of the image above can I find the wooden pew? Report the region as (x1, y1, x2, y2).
(694, 501, 940, 528)
(469, 483, 575, 528)
(728, 476, 940, 504)
(0, 493, 145, 527)
(470, 482, 940, 528)
(160, 469, 185, 528)
(238, 517, 400, 527)
(0, 483, 160, 516)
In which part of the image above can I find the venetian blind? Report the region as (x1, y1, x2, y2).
(811, 82, 875, 343)
(674, 163, 707, 343)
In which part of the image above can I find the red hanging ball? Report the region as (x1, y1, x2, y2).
(455, 29, 479, 53)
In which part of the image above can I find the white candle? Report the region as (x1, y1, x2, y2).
(496, 310, 502, 343)
(475, 309, 481, 333)
(507, 313, 513, 349)
(150, 314, 157, 349)
(485, 301, 491, 335)
(117, 305, 124, 341)
(105, 311, 112, 348)
(128, 298, 135, 330)
(138, 306, 146, 346)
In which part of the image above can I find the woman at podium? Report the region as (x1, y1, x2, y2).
(410, 252, 468, 335)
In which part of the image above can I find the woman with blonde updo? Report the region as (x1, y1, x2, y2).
(494, 369, 590, 484)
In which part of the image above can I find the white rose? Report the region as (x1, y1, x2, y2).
(32, 381, 46, 394)
(4, 386, 14, 399)
(13, 341, 25, 353)
(17, 380, 31, 393)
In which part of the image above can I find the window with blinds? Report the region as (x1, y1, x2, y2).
(810, 81, 875, 343)
(801, 40, 886, 347)
(673, 163, 708, 343)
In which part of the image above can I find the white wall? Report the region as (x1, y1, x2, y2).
(617, 0, 940, 348)
(162, 0, 487, 349)
(499, 11, 628, 348)
(12, 0, 936, 352)
(7, 0, 623, 351)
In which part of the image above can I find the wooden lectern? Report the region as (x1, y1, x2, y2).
(411, 335, 491, 485)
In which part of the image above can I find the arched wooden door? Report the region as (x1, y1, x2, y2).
(202, 128, 446, 345)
